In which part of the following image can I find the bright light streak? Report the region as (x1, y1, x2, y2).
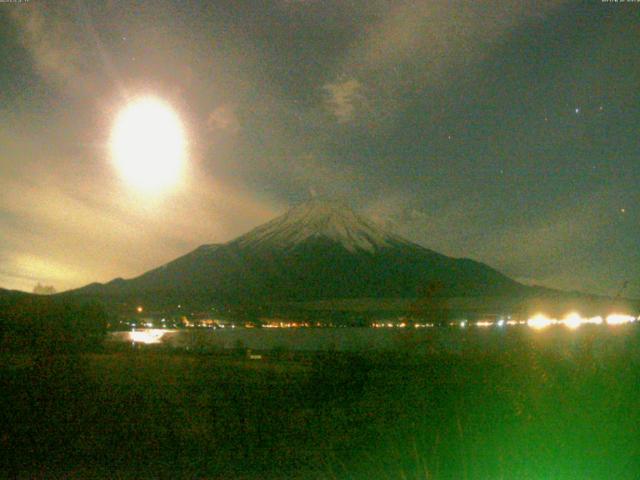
(606, 314, 636, 325)
(526, 312, 632, 330)
(129, 329, 169, 344)
(527, 314, 556, 330)
(585, 316, 603, 325)
(476, 321, 493, 327)
(562, 312, 582, 330)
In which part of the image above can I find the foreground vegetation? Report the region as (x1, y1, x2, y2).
(2, 327, 640, 479)
(0, 295, 108, 354)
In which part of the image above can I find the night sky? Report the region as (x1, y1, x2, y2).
(0, 0, 638, 297)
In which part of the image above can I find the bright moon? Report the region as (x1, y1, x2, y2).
(111, 97, 186, 192)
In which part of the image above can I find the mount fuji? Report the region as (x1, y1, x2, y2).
(68, 199, 527, 307)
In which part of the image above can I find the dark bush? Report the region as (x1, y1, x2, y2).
(0, 296, 108, 353)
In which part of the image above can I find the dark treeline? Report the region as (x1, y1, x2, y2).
(0, 295, 108, 353)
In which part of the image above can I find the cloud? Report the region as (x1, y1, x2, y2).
(335, 0, 567, 123)
(280, 153, 367, 200)
(1, 6, 288, 292)
(0, 137, 282, 292)
(358, 1, 565, 70)
(322, 77, 363, 123)
(9, 3, 97, 92)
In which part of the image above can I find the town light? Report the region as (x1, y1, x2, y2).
(527, 314, 555, 330)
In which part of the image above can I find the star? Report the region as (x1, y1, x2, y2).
(575, 107, 580, 114)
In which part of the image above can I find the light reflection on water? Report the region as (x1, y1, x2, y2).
(129, 329, 170, 344)
(110, 329, 180, 345)
(109, 320, 639, 355)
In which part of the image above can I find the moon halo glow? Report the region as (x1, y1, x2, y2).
(110, 97, 186, 193)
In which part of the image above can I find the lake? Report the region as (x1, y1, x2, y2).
(109, 324, 640, 358)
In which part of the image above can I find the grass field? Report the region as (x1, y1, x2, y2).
(2, 327, 640, 479)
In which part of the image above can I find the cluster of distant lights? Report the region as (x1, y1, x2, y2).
(525, 313, 637, 330)
(264, 321, 314, 328)
(128, 304, 637, 341)
(372, 322, 435, 328)
(371, 313, 638, 330)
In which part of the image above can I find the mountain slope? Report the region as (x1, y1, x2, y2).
(67, 200, 526, 306)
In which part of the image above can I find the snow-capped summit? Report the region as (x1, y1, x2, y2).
(233, 199, 405, 253)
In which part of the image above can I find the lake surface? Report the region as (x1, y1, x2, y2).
(109, 324, 640, 358)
